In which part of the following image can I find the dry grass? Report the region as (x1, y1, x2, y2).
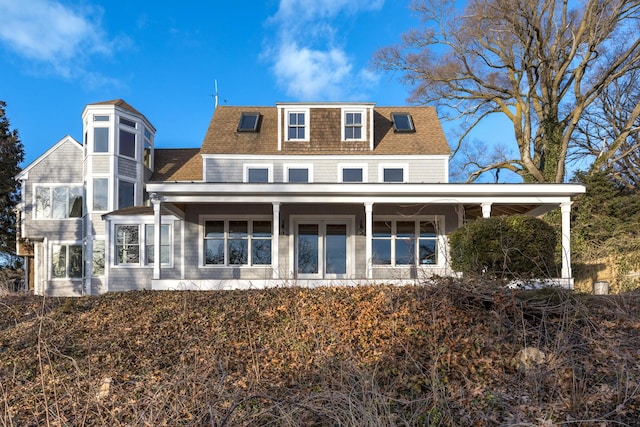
(1, 279, 640, 426)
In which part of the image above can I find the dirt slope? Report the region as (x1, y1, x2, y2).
(1, 280, 639, 426)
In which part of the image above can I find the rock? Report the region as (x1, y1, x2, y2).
(512, 347, 546, 371)
(96, 377, 112, 400)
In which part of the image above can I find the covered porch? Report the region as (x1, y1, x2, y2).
(145, 182, 585, 290)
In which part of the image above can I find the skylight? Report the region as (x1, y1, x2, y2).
(238, 112, 260, 132)
(391, 113, 415, 132)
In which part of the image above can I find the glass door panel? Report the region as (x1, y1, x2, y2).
(297, 224, 319, 275)
(325, 224, 347, 275)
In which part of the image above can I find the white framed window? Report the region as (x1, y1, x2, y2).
(92, 239, 105, 276)
(93, 127, 109, 153)
(119, 128, 136, 158)
(284, 164, 313, 183)
(51, 242, 83, 279)
(372, 218, 440, 266)
(34, 185, 83, 219)
(379, 163, 408, 183)
(285, 109, 309, 141)
(338, 163, 368, 183)
(342, 109, 366, 141)
(118, 179, 136, 209)
(244, 164, 273, 183)
(92, 177, 109, 212)
(114, 223, 172, 267)
(201, 217, 272, 267)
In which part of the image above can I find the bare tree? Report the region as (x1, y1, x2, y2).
(572, 70, 640, 192)
(374, 0, 640, 183)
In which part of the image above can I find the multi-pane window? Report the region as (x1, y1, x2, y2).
(94, 127, 109, 153)
(115, 224, 171, 266)
(344, 112, 363, 140)
(116, 225, 139, 265)
(119, 128, 136, 158)
(145, 224, 171, 265)
(93, 178, 108, 211)
(288, 112, 306, 140)
(118, 180, 135, 209)
(35, 185, 83, 219)
(203, 219, 272, 266)
(372, 220, 438, 266)
(52, 244, 83, 279)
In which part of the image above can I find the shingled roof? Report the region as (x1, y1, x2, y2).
(200, 105, 451, 156)
(151, 148, 202, 181)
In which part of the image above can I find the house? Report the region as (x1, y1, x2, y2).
(16, 99, 585, 296)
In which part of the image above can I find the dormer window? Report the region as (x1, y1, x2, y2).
(391, 113, 415, 132)
(344, 111, 363, 140)
(238, 112, 260, 132)
(287, 111, 307, 140)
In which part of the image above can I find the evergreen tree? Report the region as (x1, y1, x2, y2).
(0, 101, 25, 266)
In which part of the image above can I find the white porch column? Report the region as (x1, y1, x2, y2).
(272, 202, 280, 279)
(481, 202, 492, 218)
(561, 202, 572, 279)
(152, 195, 162, 280)
(365, 202, 373, 279)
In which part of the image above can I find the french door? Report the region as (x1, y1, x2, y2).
(296, 221, 349, 279)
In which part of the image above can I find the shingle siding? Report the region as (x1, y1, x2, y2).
(92, 156, 110, 174)
(117, 157, 138, 179)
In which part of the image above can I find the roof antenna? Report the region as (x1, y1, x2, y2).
(213, 80, 219, 110)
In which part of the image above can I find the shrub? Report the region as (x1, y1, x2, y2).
(449, 215, 557, 279)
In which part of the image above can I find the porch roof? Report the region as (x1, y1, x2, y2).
(146, 182, 585, 216)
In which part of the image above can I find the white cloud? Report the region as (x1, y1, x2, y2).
(0, 0, 125, 83)
(265, 0, 384, 101)
(273, 43, 352, 100)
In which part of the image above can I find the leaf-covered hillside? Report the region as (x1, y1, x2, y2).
(1, 281, 639, 426)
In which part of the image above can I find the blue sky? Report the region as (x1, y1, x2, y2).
(1, 0, 431, 166)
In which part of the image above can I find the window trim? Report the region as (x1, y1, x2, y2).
(33, 184, 84, 220)
(378, 163, 408, 183)
(243, 164, 273, 183)
(285, 108, 310, 142)
(342, 108, 367, 141)
(371, 217, 443, 267)
(112, 222, 173, 268)
(284, 163, 314, 183)
(199, 216, 273, 268)
(338, 163, 368, 183)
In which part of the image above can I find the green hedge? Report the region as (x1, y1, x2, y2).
(449, 215, 557, 279)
